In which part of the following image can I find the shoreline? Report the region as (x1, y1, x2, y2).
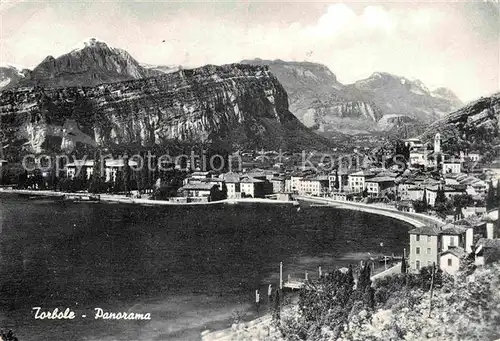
(0, 188, 299, 206)
(294, 195, 445, 228)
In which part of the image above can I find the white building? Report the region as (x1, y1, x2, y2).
(66, 160, 94, 179)
(434, 133, 442, 153)
(298, 176, 329, 196)
(104, 159, 139, 182)
(365, 177, 396, 197)
(348, 170, 374, 193)
(440, 248, 466, 276)
(409, 149, 429, 166)
(442, 161, 461, 174)
(403, 138, 424, 150)
(408, 226, 441, 271)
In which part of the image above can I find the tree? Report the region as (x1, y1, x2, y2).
(401, 253, 407, 274)
(334, 169, 340, 191)
(486, 180, 497, 210)
(123, 154, 131, 195)
(497, 179, 500, 202)
(452, 194, 473, 211)
(362, 187, 368, 198)
(422, 188, 428, 209)
(220, 182, 228, 200)
(434, 186, 450, 213)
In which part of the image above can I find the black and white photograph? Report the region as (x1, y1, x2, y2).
(0, 0, 499, 340)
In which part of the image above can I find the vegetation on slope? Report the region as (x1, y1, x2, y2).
(230, 261, 500, 341)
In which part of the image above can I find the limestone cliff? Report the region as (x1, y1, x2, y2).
(0, 63, 331, 156)
(421, 93, 500, 157)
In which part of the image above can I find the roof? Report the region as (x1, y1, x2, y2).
(66, 160, 94, 167)
(376, 170, 399, 178)
(221, 172, 241, 183)
(476, 238, 500, 249)
(409, 225, 441, 236)
(178, 183, 217, 191)
(240, 176, 264, 183)
(302, 175, 329, 182)
(440, 247, 467, 258)
(455, 217, 485, 227)
(349, 170, 375, 177)
(425, 185, 466, 193)
(201, 178, 224, 183)
(476, 239, 500, 263)
(366, 176, 396, 183)
(191, 171, 211, 177)
(104, 159, 139, 167)
(440, 224, 467, 235)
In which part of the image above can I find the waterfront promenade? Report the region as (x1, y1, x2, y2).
(294, 195, 445, 228)
(0, 188, 299, 206)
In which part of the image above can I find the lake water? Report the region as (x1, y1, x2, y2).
(0, 195, 411, 341)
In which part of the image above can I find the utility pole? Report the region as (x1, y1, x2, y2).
(428, 262, 436, 318)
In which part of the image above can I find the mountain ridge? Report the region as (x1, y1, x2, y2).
(0, 63, 333, 157)
(241, 58, 463, 136)
(9, 38, 163, 89)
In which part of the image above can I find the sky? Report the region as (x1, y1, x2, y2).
(0, 0, 498, 102)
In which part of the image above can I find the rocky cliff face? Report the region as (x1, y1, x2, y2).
(241, 59, 382, 135)
(13, 38, 162, 89)
(421, 93, 500, 156)
(241, 59, 462, 136)
(0, 63, 331, 156)
(0, 66, 26, 91)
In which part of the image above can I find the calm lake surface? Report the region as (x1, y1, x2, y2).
(0, 195, 411, 341)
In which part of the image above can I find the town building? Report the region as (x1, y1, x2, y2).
(66, 160, 94, 179)
(461, 206, 487, 218)
(440, 223, 467, 252)
(270, 177, 285, 193)
(177, 183, 219, 202)
(439, 247, 467, 276)
(222, 172, 242, 199)
(460, 150, 481, 163)
(403, 138, 424, 150)
(408, 225, 441, 271)
(364, 176, 396, 197)
(409, 148, 429, 167)
(425, 185, 466, 206)
(328, 170, 349, 192)
(348, 170, 375, 193)
(240, 176, 266, 198)
(298, 176, 329, 196)
(288, 174, 303, 193)
(103, 159, 139, 182)
(442, 161, 462, 174)
(474, 238, 500, 267)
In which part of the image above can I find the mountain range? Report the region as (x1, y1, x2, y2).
(1, 38, 494, 157)
(241, 59, 463, 136)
